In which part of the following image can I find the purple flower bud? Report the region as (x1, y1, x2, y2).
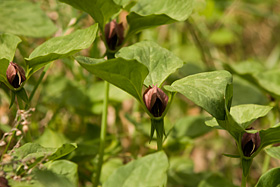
(241, 127, 261, 157)
(143, 85, 169, 117)
(6, 62, 26, 88)
(104, 20, 124, 50)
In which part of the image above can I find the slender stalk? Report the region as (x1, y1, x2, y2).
(241, 174, 247, 187)
(151, 118, 164, 151)
(156, 131, 163, 151)
(262, 154, 271, 174)
(93, 81, 110, 187)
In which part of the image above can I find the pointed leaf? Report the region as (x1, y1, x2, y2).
(26, 24, 98, 76)
(0, 33, 22, 83)
(116, 41, 183, 87)
(229, 104, 272, 129)
(265, 146, 280, 160)
(59, 0, 121, 29)
(76, 56, 148, 102)
(259, 124, 280, 149)
(256, 167, 280, 187)
(127, 0, 194, 37)
(253, 69, 280, 98)
(165, 70, 233, 120)
(103, 151, 168, 187)
(0, 1, 57, 37)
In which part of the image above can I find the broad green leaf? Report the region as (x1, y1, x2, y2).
(256, 167, 280, 187)
(0, 33, 22, 62)
(253, 69, 280, 98)
(34, 168, 75, 187)
(265, 146, 280, 160)
(229, 104, 272, 129)
(103, 151, 168, 187)
(0, 33, 22, 84)
(0, 1, 57, 37)
(101, 158, 123, 183)
(259, 124, 280, 149)
(36, 128, 69, 148)
(225, 61, 264, 75)
(198, 173, 238, 187)
(165, 70, 233, 120)
(76, 56, 149, 102)
(45, 160, 78, 186)
(116, 41, 183, 87)
(127, 0, 194, 37)
(59, 0, 121, 29)
(232, 75, 268, 106)
(26, 24, 98, 76)
(13, 142, 77, 162)
(171, 116, 212, 139)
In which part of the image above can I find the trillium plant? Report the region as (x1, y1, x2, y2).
(0, 0, 280, 187)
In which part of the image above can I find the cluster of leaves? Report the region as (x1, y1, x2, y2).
(0, 0, 280, 187)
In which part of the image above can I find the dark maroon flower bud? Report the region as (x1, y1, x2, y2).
(143, 85, 169, 117)
(6, 62, 26, 88)
(104, 20, 124, 50)
(0, 176, 10, 187)
(241, 127, 261, 157)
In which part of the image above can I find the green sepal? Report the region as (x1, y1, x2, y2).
(16, 88, 28, 104)
(9, 91, 16, 108)
(151, 118, 165, 150)
(223, 153, 241, 158)
(241, 158, 253, 177)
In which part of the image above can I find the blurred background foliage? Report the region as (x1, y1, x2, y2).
(0, 0, 280, 186)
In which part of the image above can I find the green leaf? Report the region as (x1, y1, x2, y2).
(198, 173, 238, 187)
(259, 124, 280, 149)
(265, 146, 280, 160)
(256, 167, 280, 187)
(171, 116, 212, 139)
(165, 70, 232, 120)
(241, 158, 253, 177)
(127, 0, 194, 37)
(44, 160, 78, 186)
(229, 104, 272, 129)
(253, 69, 280, 98)
(16, 88, 29, 103)
(75, 56, 149, 102)
(59, 0, 121, 29)
(0, 33, 22, 84)
(103, 151, 168, 187)
(35, 128, 69, 148)
(225, 61, 264, 75)
(26, 24, 98, 76)
(0, 1, 57, 37)
(116, 41, 183, 87)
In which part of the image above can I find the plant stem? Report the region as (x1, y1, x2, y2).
(262, 154, 271, 174)
(241, 174, 247, 187)
(93, 81, 110, 187)
(151, 118, 164, 151)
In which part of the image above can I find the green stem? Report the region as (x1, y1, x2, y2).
(1, 115, 21, 161)
(151, 118, 164, 151)
(93, 81, 110, 187)
(26, 64, 50, 109)
(241, 174, 247, 187)
(262, 154, 271, 174)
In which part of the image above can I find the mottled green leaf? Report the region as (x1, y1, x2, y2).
(76, 56, 148, 102)
(59, 0, 121, 29)
(26, 24, 98, 76)
(116, 41, 183, 87)
(165, 70, 232, 120)
(229, 104, 272, 129)
(256, 167, 280, 187)
(0, 1, 57, 37)
(103, 151, 168, 187)
(127, 0, 194, 37)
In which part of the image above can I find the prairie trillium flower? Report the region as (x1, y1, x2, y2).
(6, 62, 26, 88)
(241, 128, 261, 157)
(104, 20, 124, 50)
(143, 86, 169, 117)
